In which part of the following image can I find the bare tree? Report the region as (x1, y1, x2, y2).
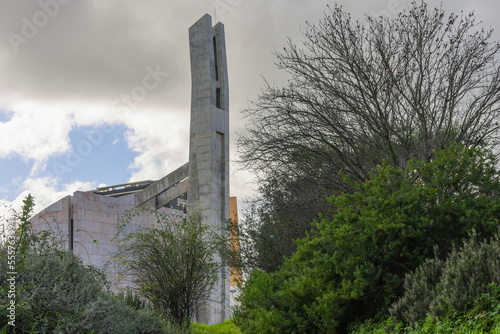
(240, 1, 500, 183)
(237, 1, 500, 272)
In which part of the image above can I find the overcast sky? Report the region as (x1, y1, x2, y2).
(0, 0, 498, 215)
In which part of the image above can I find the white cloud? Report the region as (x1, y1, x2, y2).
(0, 102, 131, 176)
(0, 176, 96, 234)
(6, 176, 96, 217)
(124, 110, 189, 181)
(0, 106, 73, 167)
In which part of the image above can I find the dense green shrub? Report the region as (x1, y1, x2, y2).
(235, 144, 500, 333)
(391, 231, 500, 326)
(0, 245, 169, 333)
(61, 291, 169, 334)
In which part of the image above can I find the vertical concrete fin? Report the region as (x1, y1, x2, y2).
(188, 14, 230, 325)
(213, 22, 229, 112)
(68, 195, 73, 253)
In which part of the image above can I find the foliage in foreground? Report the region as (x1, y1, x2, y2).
(353, 284, 500, 333)
(352, 229, 500, 333)
(112, 207, 230, 326)
(0, 196, 173, 334)
(0, 251, 167, 333)
(234, 144, 500, 333)
(391, 231, 500, 326)
(191, 320, 241, 334)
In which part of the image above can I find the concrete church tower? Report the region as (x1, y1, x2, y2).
(187, 14, 230, 324)
(29, 13, 233, 326)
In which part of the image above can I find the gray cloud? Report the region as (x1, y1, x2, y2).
(0, 0, 498, 203)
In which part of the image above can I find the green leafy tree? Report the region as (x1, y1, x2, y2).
(235, 144, 500, 333)
(112, 207, 230, 326)
(237, 0, 500, 273)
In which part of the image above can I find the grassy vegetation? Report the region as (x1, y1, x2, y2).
(353, 313, 500, 334)
(191, 320, 241, 334)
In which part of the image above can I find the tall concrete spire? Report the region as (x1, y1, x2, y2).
(187, 14, 230, 324)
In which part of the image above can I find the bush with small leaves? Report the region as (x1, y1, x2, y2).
(391, 230, 500, 326)
(387, 252, 443, 326)
(0, 247, 171, 333)
(352, 284, 500, 333)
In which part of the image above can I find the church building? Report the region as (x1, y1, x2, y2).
(30, 14, 240, 325)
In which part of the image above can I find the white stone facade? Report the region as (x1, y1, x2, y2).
(30, 191, 175, 290)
